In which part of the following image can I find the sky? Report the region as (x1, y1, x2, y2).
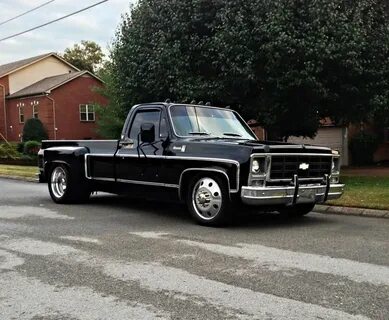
(0, 0, 135, 65)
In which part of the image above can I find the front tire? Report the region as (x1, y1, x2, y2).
(48, 164, 90, 204)
(186, 175, 231, 226)
(278, 203, 315, 217)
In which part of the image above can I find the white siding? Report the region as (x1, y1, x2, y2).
(288, 127, 349, 166)
(8, 56, 77, 94)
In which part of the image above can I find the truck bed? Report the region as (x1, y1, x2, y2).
(41, 140, 119, 155)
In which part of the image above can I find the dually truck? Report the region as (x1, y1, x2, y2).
(38, 102, 344, 226)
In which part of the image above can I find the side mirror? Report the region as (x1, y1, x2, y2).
(140, 123, 155, 143)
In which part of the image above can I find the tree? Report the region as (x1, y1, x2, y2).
(94, 61, 126, 138)
(251, 0, 389, 139)
(63, 40, 104, 73)
(100, 0, 389, 140)
(22, 118, 48, 142)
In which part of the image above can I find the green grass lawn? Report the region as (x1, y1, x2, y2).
(0, 165, 38, 179)
(328, 176, 389, 210)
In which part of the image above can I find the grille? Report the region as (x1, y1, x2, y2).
(270, 155, 332, 180)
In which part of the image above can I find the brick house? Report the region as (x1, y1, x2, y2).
(0, 52, 106, 142)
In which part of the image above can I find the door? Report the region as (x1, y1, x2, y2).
(115, 107, 165, 184)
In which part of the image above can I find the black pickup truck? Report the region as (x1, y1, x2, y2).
(38, 102, 344, 225)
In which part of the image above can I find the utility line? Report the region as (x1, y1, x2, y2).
(0, 0, 108, 42)
(0, 0, 56, 27)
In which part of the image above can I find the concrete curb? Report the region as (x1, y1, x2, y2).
(315, 205, 389, 219)
(0, 175, 38, 183)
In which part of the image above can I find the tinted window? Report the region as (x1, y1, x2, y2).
(129, 109, 161, 142)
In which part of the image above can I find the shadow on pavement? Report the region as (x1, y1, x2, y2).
(86, 193, 334, 229)
(228, 209, 334, 230)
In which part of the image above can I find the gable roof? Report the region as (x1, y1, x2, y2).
(0, 52, 79, 78)
(7, 71, 102, 99)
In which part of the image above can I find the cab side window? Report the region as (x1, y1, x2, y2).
(129, 109, 161, 143)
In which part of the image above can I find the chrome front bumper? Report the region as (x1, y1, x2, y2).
(241, 183, 344, 206)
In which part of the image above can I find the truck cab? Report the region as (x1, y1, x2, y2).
(38, 102, 344, 226)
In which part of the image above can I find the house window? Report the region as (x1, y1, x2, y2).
(18, 103, 25, 123)
(33, 105, 39, 119)
(80, 104, 95, 122)
(31, 100, 39, 119)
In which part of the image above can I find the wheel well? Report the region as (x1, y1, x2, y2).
(45, 161, 70, 178)
(179, 168, 230, 201)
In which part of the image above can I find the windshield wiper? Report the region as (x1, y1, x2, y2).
(188, 132, 210, 136)
(223, 132, 242, 137)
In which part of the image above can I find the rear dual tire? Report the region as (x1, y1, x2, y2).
(48, 164, 90, 204)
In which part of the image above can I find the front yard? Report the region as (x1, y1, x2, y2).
(0, 165, 37, 179)
(329, 175, 389, 211)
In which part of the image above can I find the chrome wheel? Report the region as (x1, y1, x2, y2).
(51, 166, 67, 199)
(192, 177, 222, 220)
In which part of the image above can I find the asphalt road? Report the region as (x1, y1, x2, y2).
(0, 178, 388, 320)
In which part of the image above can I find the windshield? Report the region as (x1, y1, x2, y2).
(169, 105, 257, 140)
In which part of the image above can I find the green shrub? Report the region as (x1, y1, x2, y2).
(16, 142, 25, 153)
(0, 143, 19, 159)
(20, 154, 36, 161)
(23, 141, 41, 155)
(349, 132, 380, 165)
(22, 118, 48, 142)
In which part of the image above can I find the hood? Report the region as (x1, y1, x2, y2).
(180, 137, 332, 154)
(243, 140, 333, 154)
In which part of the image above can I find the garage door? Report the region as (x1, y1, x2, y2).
(287, 127, 348, 165)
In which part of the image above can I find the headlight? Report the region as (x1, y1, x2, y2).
(251, 157, 267, 174)
(252, 160, 260, 173)
(249, 157, 268, 186)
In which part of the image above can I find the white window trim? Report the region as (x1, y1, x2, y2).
(33, 105, 39, 119)
(18, 105, 24, 124)
(79, 104, 95, 122)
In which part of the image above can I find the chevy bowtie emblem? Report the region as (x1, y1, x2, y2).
(299, 163, 309, 170)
